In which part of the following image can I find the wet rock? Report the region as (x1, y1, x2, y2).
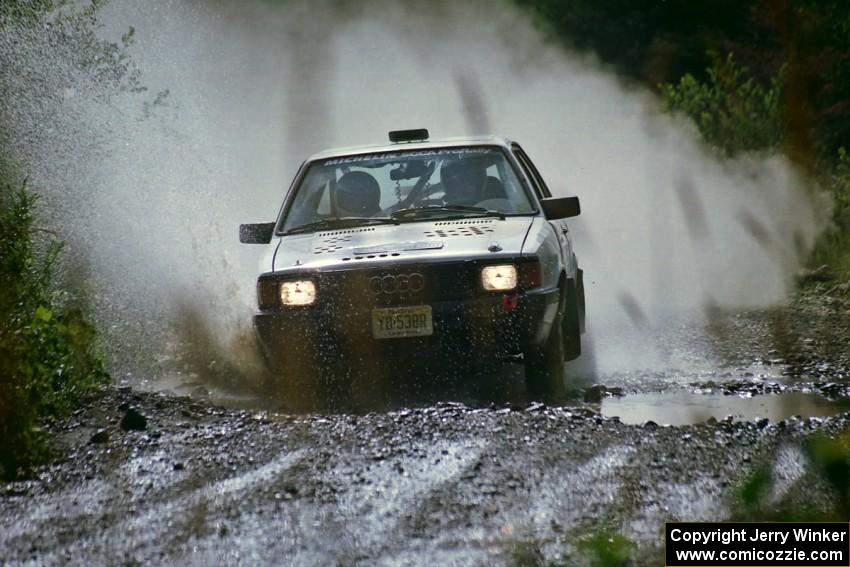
(583, 384, 607, 403)
(89, 429, 109, 444)
(797, 264, 833, 283)
(191, 386, 210, 398)
(577, 407, 598, 418)
(4, 485, 27, 497)
(120, 408, 147, 431)
(831, 280, 850, 295)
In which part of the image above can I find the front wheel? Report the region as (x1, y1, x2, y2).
(563, 278, 582, 361)
(259, 345, 320, 412)
(524, 304, 566, 401)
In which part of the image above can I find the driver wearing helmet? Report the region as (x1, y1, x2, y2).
(335, 171, 381, 217)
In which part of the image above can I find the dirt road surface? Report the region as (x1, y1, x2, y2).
(1, 290, 849, 566)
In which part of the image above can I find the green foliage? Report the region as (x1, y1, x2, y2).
(514, 0, 850, 156)
(804, 432, 850, 518)
(808, 148, 850, 279)
(512, 0, 752, 85)
(661, 53, 783, 156)
(731, 430, 850, 521)
(831, 148, 850, 233)
(731, 464, 776, 520)
(576, 529, 635, 567)
(0, 180, 108, 480)
(659, 53, 850, 279)
(0, 0, 61, 23)
(737, 465, 772, 509)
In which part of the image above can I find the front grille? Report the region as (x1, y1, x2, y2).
(315, 262, 480, 308)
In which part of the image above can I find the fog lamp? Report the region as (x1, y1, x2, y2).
(280, 280, 316, 306)
(481, 264, 518, 291)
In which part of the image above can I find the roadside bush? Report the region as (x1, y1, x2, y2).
(810, 148, 850, 279)
(576, 528, 635, 567)
(661, 52, 783, 156)
(661, 53, 850, 281)
(0, 180, 108, 480)
(730, 429, 850, 521)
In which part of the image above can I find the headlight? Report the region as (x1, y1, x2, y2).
(279, 280, 316, 306)
(481, 264, 517, 291)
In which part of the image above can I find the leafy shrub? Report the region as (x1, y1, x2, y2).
(0, 180, 108, 480)
(661, 53, 850, 279)
(804, 432, 850, 519)
(730, 430, 850, 522)
(808, 148, 850, 279)
(828, 147, 850, 239)
(661, 52, 783, 156)
(576, 529, 635, 567)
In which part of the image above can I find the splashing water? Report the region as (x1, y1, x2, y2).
(0, 0, 829, 391)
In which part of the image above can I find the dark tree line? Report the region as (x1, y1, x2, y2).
(514, 0, 850, 159)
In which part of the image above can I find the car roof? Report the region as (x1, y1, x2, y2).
(307, 135, 515, 161)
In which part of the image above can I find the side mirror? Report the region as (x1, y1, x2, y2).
(540, 196, 580, 220)
(239, 222, 275, 244)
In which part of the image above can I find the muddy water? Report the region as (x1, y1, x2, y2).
(602, 390, 850, 425)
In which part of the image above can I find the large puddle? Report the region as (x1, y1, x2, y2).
(602, 391, 850, 426)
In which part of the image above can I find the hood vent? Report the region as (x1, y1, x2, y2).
(341, 252, 402, 262)
(318, 227, 376, 236)
(424, 224, 495, 238)
(433, 220, 493, 225)
(313, 227, 377, 254)
(313, 233, 354, 255)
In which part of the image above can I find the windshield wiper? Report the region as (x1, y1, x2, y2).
(284, 217, 398, 235)
(390, 205, 506, 221)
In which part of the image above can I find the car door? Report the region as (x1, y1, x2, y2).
(512, 144, 574, 276)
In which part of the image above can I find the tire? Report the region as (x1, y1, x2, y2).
(525, 289, 567, 401)
(563, 278, 582, 361)
(259, 346, 317, 412)
(576, 268, 586, 334)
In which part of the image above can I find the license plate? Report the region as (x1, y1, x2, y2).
(371, 306, 433, 339)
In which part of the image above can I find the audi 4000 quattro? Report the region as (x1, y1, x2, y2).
(240, 129, 585, 404)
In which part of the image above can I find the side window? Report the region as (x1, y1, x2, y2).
(512, 144, 552, 199)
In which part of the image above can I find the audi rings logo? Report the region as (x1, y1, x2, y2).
(369, 273, 425, 295)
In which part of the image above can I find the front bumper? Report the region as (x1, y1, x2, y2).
(254, 287, 560, 369)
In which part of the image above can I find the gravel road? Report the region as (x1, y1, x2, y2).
(1, 289, 849, 566)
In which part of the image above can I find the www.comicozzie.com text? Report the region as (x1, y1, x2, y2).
(669, 526, 847, 546)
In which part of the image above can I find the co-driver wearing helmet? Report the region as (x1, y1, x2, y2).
(440, 158, 488, 206)
(439, 156, 508, 207)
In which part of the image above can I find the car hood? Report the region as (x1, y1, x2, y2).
(271, 217, 536, 272)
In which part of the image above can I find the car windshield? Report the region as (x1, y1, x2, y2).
(280, 146, 534, 233)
